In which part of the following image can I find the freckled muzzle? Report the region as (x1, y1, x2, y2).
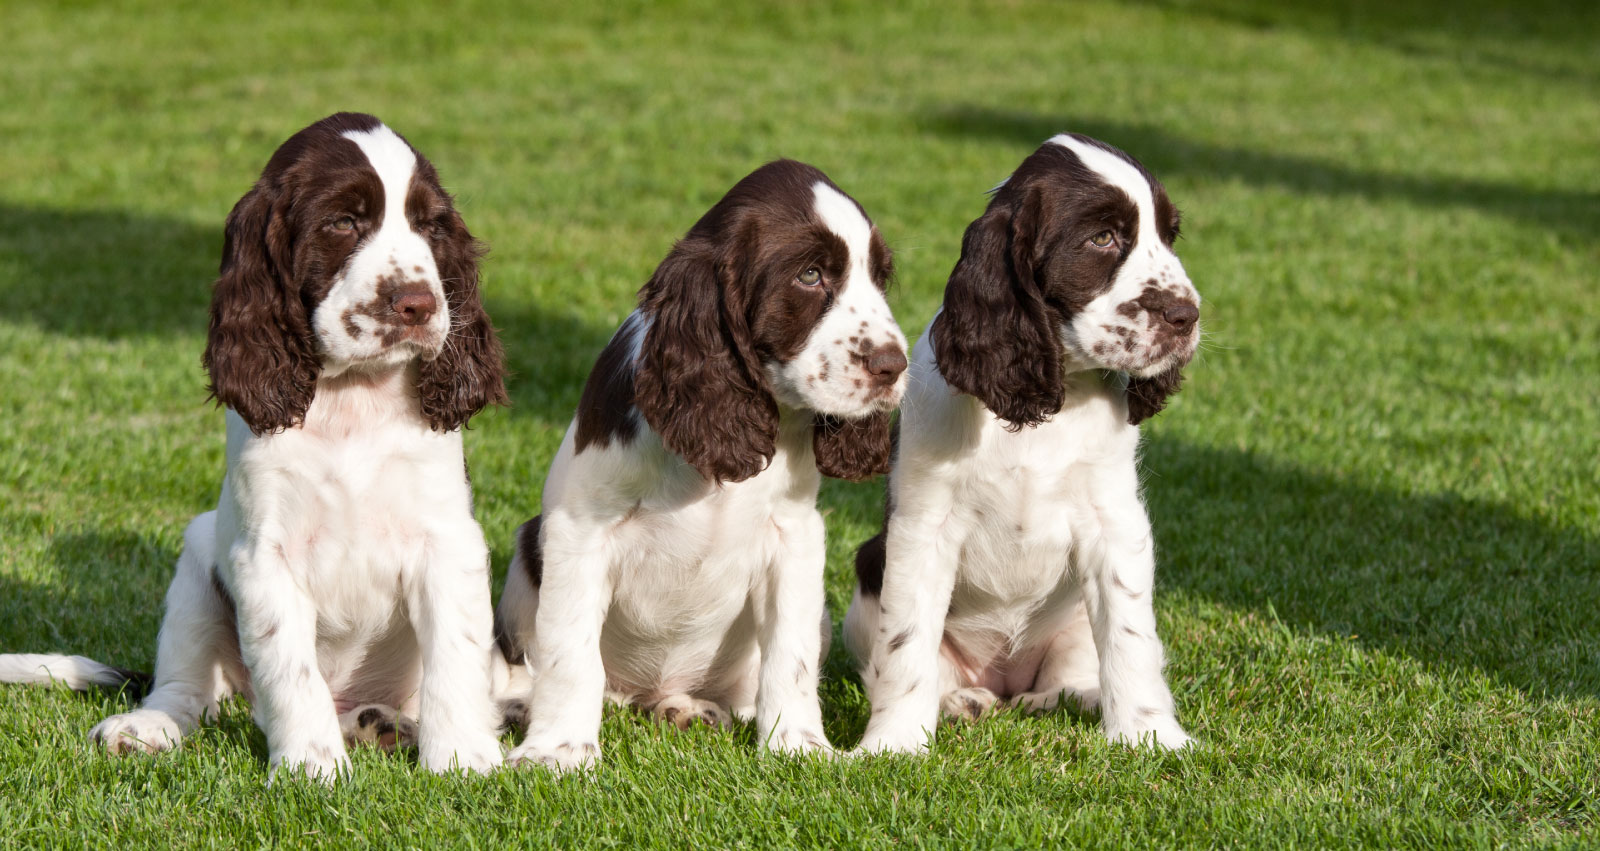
(836, 318, 909, 409)
(337, 265, 449, 356)
(1086, 278, 1200, 376)
(1126, 286, 1198, 337)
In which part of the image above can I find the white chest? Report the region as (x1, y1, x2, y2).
(221, 407, 467, 640)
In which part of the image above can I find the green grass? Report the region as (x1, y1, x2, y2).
(3, 0, 1598, 846)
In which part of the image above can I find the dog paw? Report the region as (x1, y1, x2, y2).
(652, 695, 732, 730)
(506, 739, 600, 774)
(765, 726, 832, 757)
(854, 724, 932, 756)
(420, 732, 504, 775)
(268, 741, 351, 785)
(89, 710, 183, 755)
(941, 686, 999, 721)
(340, 704, 419, 753)
(1106, 714, 1193, 751)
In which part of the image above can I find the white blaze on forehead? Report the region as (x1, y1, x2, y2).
(811, 182, 872, 263)
(342, 125, 417, 230)
(1048, 134, 1160, 246)
(311, 123, 448, 372)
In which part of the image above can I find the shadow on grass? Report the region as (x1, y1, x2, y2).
(1141, 437, 1600, 700)
(1124, 0, 1600, 86)
(918, 108, 1600, 244)
(488, 296, 614, 429)
(0, 205, 218, 339)
(0, 530, 178, 672)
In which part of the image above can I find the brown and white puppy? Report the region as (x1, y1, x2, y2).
(0, 113, 507, 782)
(846, 134, 1200, 753)
(495, 160, 907, 772)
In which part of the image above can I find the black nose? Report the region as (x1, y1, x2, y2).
(391, 291, 438, 326)
(866, 345, 908, 382)
(1162, 302, 1199, 332)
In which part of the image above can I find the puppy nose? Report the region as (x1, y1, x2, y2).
(1161, 302, 1199, 332)
(391, 291, 438, 326)
(866, 345, 908, 382)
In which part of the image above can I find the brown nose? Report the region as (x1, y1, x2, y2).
(1162, 302, 1199, 332)
(866, 345, 908, 383)
(391, 291, 438, 326)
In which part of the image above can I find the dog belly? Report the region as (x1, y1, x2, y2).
(939, 630, 1051, 697)
(599, 589, 756, 702)
(944, 540, 1080, 698)
(318, 618, 422, 714)
(598, 538, 764, 702)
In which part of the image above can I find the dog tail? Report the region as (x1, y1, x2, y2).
(0, 653, 152, 698)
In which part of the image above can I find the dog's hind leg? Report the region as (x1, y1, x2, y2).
(91, 512, 244, 755)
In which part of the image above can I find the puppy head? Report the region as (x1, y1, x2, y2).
(932, 134, 1200, 427)
(203, 112, 505, 434)
(632, 159, 907, 483)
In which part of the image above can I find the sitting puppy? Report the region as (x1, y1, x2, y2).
(0, 113, 508, 781)
(845, 135, 1200, 753)
(495, 160, 908, 771)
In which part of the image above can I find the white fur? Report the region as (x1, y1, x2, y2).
(0, 655, 135, 691)
(846, 143, 1197, 754)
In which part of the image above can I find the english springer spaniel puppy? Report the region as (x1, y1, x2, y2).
(0, 113, 508, 781)
(844, 135, 1200, 754)
(494, 160, 908, 772)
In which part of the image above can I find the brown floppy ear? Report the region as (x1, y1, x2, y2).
(633, 236, 779, 484)
(418, 211, 508, 431)
(202, 183, 318, 434)
(931, 187, 1064, 430)
(1126, 365, 1185, 425)
(812, 411, 893, 481)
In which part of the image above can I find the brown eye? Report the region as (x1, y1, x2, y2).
(1090, 231, 1115, 248)
(330, 216, 356, 233)
(797, 267, 822, 287)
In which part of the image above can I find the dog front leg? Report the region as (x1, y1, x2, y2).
(505, 513, 611, 773)
(754, 510, 831, 755)
(231, 543, 348, 784)
(855, 505, 965, 755)
(408, 526, 503, 775)
(1077, 477, 1192, 750)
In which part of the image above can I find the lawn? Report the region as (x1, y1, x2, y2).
(2, 0, 1598, 846)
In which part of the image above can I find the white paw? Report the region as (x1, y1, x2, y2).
(853, 733, 930, 755)
(506, 738, 600, 774)
(89, 710, 183, 755)
(652, 695, 732, 730)
(941, 686, 999, 721)
(1106, 715, 1193, 751)
(339, 704, 419, 753)
(420, 732, 504, 776)
(765, 726, 832, 756)
(268, 741, 351, 785)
